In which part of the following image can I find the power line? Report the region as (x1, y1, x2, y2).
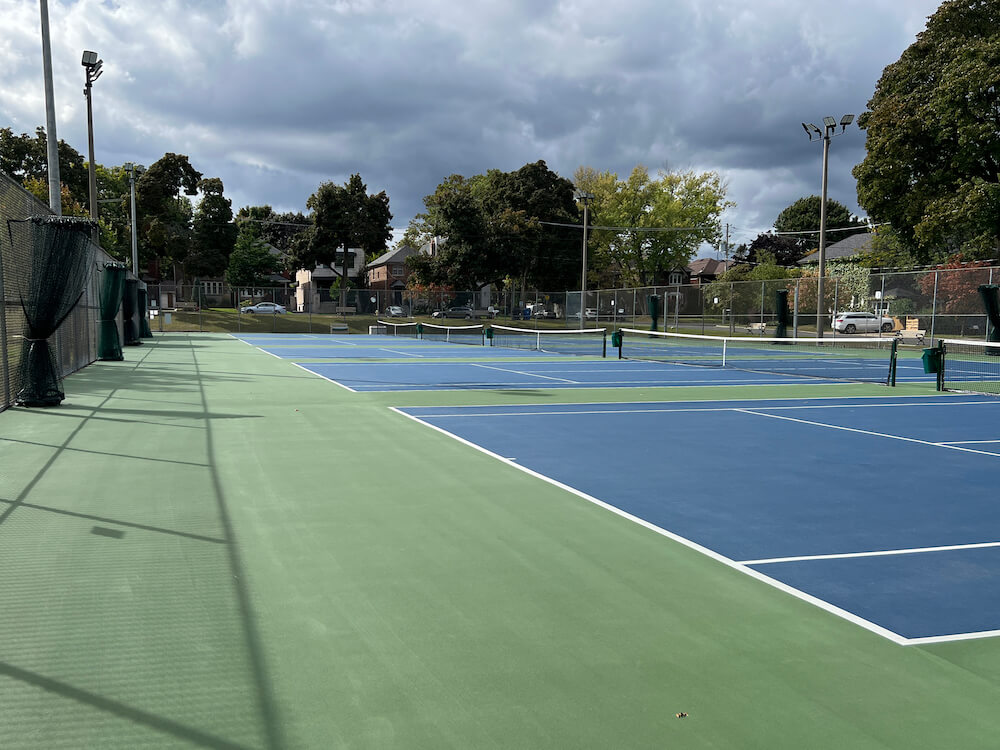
(539, 221, 711, 233)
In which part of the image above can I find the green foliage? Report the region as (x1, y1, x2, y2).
(187, 177, 238, 277)
(0, 126, 89, 207)
(407, 161, 578, 291)
(853, 0, 1000, 262)
(235, 205, 310, 254)
(826, 260, 872, 311)
(136, 153, 202, 275)
(293, 174, 393, 291)
(573, 164, 731, 287)
(853, 227, 919, 270)
(773, 196, 866, 251)
(225, 226, 280, 288)
(733, 233, 805, 266)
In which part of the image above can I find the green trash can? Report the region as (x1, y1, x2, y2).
(921, 347, 941, 374)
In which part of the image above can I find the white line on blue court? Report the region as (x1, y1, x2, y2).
(380, 348, 424, 357)
(291, 362, 357, 392)
(735, 408, 1000, 458)
(470, 363, 578, 384)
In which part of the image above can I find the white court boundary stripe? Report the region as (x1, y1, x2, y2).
(291, 362, 357, 392)
(741, 540, 1000, 565)
(735, 408, 1000, 458)
(390, 407, 914, 645)
(380, 348, 424, 358)
(471, 363, 578, 383)
(412, 398, 1000, 419)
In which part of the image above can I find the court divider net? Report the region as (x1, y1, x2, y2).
(617, 328, 897, 385)
(940, 339, 1000, 394)
(490, 325, 607, 357)
(420, 323, 485, 345)
(374, 320, 419, 337)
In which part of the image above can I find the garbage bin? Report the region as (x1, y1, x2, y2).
(921, 347, 941, 374)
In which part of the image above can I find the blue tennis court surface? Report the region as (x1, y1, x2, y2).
(395, 394, 1000, 643)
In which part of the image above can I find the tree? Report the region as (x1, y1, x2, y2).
(293, 174, 392, 308)
(405, 174, 495, 290)
(773, 196, 867, 253)
(1, 126, 90, 208)
(225, 225, 280, 288)
(853, 0, 1000, 262)
(187, 177, 238, 277)
(732, 233, 805, 266)
(135, 153, 202, 278)
(235, 205, 311, 253)
(918, 255, 996, 314)
(573, 165, 731, 287)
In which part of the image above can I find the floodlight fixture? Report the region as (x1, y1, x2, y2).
(808, 123, 822, 137)
(823, 116, 837, 129)
(82, 49, 104, 224)
(81, 50, 98, 66)
(840, 114, 854, 127)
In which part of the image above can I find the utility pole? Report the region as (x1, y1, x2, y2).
(39, 0, 61, 214)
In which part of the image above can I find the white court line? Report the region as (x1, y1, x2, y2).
(741, 540, 1000, 566)
(291, 362, 357, 392)
(735, 408, 1000, 458)
(471, 363, 578, 384)
(380, 348, 424, 358)
(938, 439, 1000, 445)
(389, 406, 910, 645)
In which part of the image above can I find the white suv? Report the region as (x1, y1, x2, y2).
(832, 311, 893, 333)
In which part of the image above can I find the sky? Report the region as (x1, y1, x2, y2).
(0, 0, 944, 256)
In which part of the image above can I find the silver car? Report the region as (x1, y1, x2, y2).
(241, 302, 286, 314)
(832, 311, 893, 333)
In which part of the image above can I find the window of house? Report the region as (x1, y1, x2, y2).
(391, 264, 404, 277)
(669, 272, 684, 285)
(202, 281, 222, 295)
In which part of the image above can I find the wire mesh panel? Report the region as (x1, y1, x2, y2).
(617, 328, 897, 385)
(941, 339, 1000, 394)
(374, 320, 419, 336)
(420, 323, 484, 345)
(490, 325, 607, 357)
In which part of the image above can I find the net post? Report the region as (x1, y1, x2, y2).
(889, 338, 898, 387)
(936, 340, 946, 391)
(601, 330, 607, 358)
(721, 339, 727, 367)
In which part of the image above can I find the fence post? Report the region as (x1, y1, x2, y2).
(0, 241, 8, 407)
(930, 270, 939, 344)
(793, 278, 800, 339)
(729, 282, 735, 335)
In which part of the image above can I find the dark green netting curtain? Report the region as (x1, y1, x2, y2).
(7, 216, 95, 407)
(775, 289, 790, 338)
(978, 284, 1000, 348)
(123, 278, 141, 346)
(138, 283, 153, 338)
(98, 263, 126, 361)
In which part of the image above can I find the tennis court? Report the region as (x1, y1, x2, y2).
(4, 329, 1000, 749)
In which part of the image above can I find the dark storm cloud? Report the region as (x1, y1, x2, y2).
(1, 0, 943, 248)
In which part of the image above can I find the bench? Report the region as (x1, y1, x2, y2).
(334, 306, 356, 314)
(746, 322, 767, 334)
(896, 319, 925, 345)
(330, 322, 349, 334)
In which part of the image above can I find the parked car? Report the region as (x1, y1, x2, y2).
(568, 308, 599, 321)
(832, 311, 894, 333)
(241, 302, 286, 314)
(384, 305, 406, 317)
(433, 306, 474, 319)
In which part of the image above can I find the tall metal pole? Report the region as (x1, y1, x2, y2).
(580, 199, 589, 329)
(817, 133, 831, 338)
(85, 78, 98, 222)
(39, 0, 61, 214)
(127, 164, 138, 274)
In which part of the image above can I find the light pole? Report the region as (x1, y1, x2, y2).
(82, 50, 103, 223)
(124, 162, 138, 274)
(573, 189, 594, 329)
(39, 0, 61, 214)
(802, 114, 854, 338)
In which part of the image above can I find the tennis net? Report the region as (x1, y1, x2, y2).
(490, 325, 607, 357)
(617, 329, 897, 385)
(420, 322, 485, 345)
(941, 339, 1000, 394)
(375, 320, 419, 337)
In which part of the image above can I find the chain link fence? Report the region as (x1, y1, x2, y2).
(1, 171, 119, 413)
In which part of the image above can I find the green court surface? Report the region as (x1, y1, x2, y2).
(2, 333, 1000, 749)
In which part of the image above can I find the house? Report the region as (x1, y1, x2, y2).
(797, 232, 874, 265)
(294, 248, 365, 313)
(687, 258, 730, 285)
(367, 245, 418, 303)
